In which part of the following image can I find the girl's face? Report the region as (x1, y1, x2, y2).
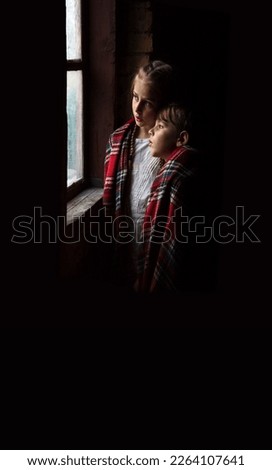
(148, 118, 179, 160)
(132, 75, 158, 138)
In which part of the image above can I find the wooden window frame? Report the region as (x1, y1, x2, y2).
(65, 0, 116, 204)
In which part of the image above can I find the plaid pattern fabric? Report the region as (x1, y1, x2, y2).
(103, 118, 138, 285)
(103, 117, 135, 217)
(137, 146, 200, 293)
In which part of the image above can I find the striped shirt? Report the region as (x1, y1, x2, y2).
(130, 138, 161, 241)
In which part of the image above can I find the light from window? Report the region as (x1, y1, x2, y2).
(66, 0, 82, 60)
(67, 71, 83, 186)
(66, 0, 83, 188)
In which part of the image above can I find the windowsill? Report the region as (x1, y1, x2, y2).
(67, 187, 103, 225)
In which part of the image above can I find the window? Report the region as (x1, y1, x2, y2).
(66, 0, 84, 193)
(65, 0, 116, 205)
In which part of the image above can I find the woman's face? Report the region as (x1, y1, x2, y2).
(132, 75, 158, 138)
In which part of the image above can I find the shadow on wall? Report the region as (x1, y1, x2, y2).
(151, 4, 230, 169)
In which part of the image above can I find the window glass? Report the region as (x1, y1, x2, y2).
(66, 0, 82, 60)
(67, 71, 83, 186)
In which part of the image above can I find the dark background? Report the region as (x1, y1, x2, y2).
(4, 0, 270, 327)
(2, 5, 271, 453)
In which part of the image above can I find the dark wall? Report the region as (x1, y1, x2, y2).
(148, 0, 269, 325)
(87, 0, 116, 182)
(116, 0, 153, 127)
(151, 1, 230, 293)
(152, 2, 229, 163)
(9, 8, 66, 223)
(6, 2, 66, 325)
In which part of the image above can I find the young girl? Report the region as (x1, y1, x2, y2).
(136, 103, 203, 293)
(103, 61, 177, 288)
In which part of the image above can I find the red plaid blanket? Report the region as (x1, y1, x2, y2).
(137, 146, 201, 292)
(103, 120, 202, 292)
(103, 118, 135, 217)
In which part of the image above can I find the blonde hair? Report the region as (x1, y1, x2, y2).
(131, 60, 175, 108)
